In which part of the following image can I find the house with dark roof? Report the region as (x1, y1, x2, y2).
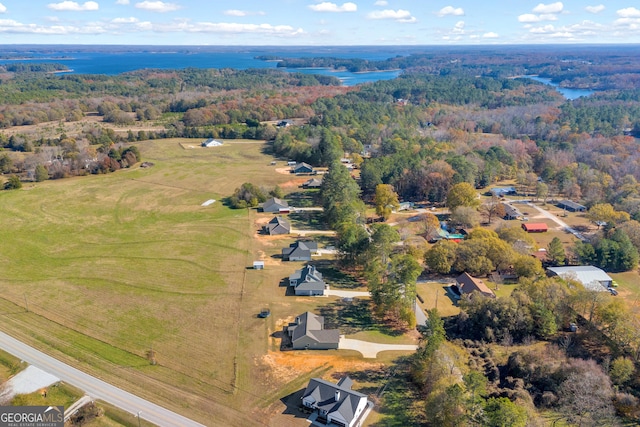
(264, 216, 291, 235)
(289, 265, 327, 296)
(302, 177, 323, 189)
(262, 197, 289, 213)
(503, 203, 522, 220)
(490, 186, 517, 197)
(301, 376, 370, 427)
(292, 162, 314, 174)
(455, 272, 496, 298)
(547, 265, 612, 292)
(557, 200, 587, 212)
(522, 223, 548, 233)
(282, 240, 318, 261)
(287, 312, 340, 350)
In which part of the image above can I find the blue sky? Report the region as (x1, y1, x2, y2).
(0, 1, 639, 45)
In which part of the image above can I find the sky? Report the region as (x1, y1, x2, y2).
(0, 1, 639, 45)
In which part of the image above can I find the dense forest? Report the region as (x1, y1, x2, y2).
(3, 46, 640, 425)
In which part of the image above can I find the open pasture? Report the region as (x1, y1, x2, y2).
(0, 139, 308, 425)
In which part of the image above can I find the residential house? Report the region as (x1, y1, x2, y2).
(302, 178, 323, 189)
(262, 197, 289, 213)
(301, 376, 370, 427)
(503, 203, 522, 220)
(201, 138, 223, 147)
(547, 265, 613, 292)
(556, 200, 587, 212)
(490, 186, 517, 197)
(277, 120, 292, 127)
(282, 240, 318, 261)
(455, 272, 496, 298)
(292, 162, 314, 174)
(289, 265, 327, 296)
(522, 223, 548, 233)
(287, 312, 340, 350)
(264, 216, 291, 235)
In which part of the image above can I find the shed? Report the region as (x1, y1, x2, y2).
(253, 261, 265, 270)
(522, 223, 548, 233)
(201, 138, 223, 147)
(557, 200, 587, 212)
(547, 265, 612, 291)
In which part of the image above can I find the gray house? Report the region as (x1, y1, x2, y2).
(302, 178, 323, 189)
(301, 376, 370, 427)
(287, 312, 340, 350)
(282, 240, 318, 261)
(547, 265, 612, 291)
(293, 162, 314, 174)
(289, 265, 327, 296)
(262, 197, 289, 213)
(503, 203, 522, 220)
(264, 216, 291, 235)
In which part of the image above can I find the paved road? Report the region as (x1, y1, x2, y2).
(0, 330, 205, 427)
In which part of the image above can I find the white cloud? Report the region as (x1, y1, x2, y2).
(483, 32, 499, 38)
(453, 20, 464, 34)
(135, 1, 180, 12)
(367, 9, 416, 23)
(115, 0, 129, 4)
(532, 2, 563, 14)
(437, 6, 464, 17)
(585, 5, 605, 14)
(111, 16, 138, 23)
(0, 3, 6, 13)
(374, 0, 387, 5)
(617, 7, 640, 18)
(48, 1, 99, 11)
(518, 14, 540, 23)
(223, 9, 265, 17)
(308, 2, 357, 12)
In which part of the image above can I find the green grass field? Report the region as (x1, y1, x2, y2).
(0, 139, 338, 426)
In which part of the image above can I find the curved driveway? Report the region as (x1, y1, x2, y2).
(0, 330, 205, 427)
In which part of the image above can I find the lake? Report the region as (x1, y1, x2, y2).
(522, 75, 594, 100)
(0, 46, 406, 86)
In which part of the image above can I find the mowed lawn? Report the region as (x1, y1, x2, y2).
(0, 139, 302, 426)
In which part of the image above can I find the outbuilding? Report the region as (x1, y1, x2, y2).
(547, 265, 613, 291)
(557, 200, 587, 212)
(522, 223, 548, 233)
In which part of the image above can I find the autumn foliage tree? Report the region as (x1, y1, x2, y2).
(374, 183, 399, 220)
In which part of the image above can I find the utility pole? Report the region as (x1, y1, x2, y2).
(24, 293, 28, 312)
(137, 411, 141, 427)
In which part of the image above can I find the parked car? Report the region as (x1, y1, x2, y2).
(609, 288, 618, 296)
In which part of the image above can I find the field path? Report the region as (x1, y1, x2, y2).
(0, 330, 205, 427)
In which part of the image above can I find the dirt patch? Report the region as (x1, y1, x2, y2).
(275, 167, 292, 175)
(256, 250, 281, 266)
(280, 179, 308, 189)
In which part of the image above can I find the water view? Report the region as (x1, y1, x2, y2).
(523, 75, 594, 100)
